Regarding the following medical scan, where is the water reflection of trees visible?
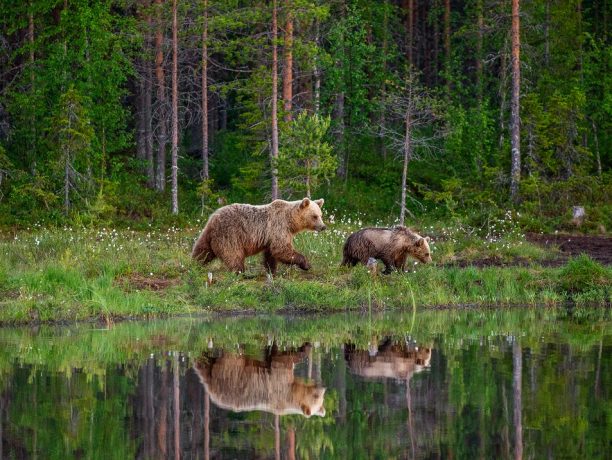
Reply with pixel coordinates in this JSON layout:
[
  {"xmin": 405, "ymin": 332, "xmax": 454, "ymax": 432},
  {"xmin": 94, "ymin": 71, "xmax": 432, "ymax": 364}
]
[{"xmin": 0, "ymin": 311, "xmax": 609, "ymax": 459}]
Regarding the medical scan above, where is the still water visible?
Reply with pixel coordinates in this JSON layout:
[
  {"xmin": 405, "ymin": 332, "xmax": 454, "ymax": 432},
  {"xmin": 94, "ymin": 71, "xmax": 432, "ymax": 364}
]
[{"xmin": 0, "ymin": 309, "xmax": 609, "ymax": 459}]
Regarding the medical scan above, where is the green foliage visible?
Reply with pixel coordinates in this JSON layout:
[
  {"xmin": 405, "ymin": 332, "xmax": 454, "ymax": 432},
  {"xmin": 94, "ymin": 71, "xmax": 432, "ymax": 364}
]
[
  {"xmin": 196, "ymin": 178, "xmax": 225, "ymax": 216},
  {"xmin": 278, "ymin": 112, "xmax": 336, "ymax": 198},
  {"xmin": 0, "ymin": 0, "xmax": 608, "ymax": 231},
  {"xmin": 557, "ymin": 254, "xmax": 611, "ymax": 294}
]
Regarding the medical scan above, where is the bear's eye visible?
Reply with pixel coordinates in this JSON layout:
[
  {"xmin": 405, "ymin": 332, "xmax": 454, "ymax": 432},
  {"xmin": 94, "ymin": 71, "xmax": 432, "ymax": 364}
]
[{"xmin": 312, "ymin": 215, "xmax": 318, "ymax": 220}]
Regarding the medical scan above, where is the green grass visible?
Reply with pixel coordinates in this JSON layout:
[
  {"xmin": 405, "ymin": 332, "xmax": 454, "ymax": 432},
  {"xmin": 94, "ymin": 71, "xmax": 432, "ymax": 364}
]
[{"xmin": 0, "ymin": 216, "xmax": 610, "ymax": 324}]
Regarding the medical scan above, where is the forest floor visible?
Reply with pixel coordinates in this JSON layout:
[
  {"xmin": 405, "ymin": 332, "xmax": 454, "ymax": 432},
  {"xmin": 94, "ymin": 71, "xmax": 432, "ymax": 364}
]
[{"xmin": 0, "ymin": 218, "xmax": 610, "ymax": 325}]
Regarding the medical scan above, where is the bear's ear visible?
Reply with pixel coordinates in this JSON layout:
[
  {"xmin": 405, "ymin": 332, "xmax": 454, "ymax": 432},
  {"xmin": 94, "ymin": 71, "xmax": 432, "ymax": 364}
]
[
  {"xmin": 314, "ymin": 198, "xmax": 324, "ymax": 208},
  {"xmin": 416, "ymin": 237, "xmax": 426, "ymax": 247},
  {"xmin": 301, "ymin": 404, "xmax": 312, "ymax": 417},
  {"xmin": 424, "ymin": 236, "xmax": 431, "ymax": 242},
  {"xmin": 299, "ymin": 198, "xmax": 311, "ymax": 209}
]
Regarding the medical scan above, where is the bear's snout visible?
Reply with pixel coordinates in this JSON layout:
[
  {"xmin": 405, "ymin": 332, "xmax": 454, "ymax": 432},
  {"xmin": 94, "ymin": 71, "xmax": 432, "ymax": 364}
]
[{"xmin": 316, "ymin": 224, "xmax": 327, "ymax": 232}]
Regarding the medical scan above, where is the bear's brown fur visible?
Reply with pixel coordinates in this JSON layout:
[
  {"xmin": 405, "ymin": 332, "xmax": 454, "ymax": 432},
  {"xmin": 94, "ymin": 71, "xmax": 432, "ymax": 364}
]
[
  {"xmin": 345, "ymin": 338, "xmax": 432, "ymax": 381},
  {"xmin": 192, "ymin": 198, "xmax": 326, "ymax": 274},
  {"xmin": 193, "ymin": 342, "xmax": 326, "ymax": 418},
  {"xmin": 341, "ymin": 226, "xmax": 431, "ymax": 273}
]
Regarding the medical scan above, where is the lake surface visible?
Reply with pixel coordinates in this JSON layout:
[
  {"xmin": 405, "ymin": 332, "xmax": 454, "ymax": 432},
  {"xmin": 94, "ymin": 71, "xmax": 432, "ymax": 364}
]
[{"xmin": 0, "ymin": 308, "xmax": 609, "ymax": 459}]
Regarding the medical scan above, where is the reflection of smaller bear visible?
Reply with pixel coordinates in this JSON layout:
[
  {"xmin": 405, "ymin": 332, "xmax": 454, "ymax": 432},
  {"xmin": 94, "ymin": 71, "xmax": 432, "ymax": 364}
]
[
  {"xmin": 345, "ymin": 338, "xmax": 432, "ymax": 381},
  {"xmin": 342, "ymin": 226, "xmax": 432, "ymax": 274}
]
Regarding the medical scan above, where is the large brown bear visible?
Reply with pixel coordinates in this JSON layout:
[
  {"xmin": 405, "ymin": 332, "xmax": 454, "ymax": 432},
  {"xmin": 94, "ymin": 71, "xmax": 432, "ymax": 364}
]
[
  {"xmin": 341, "ymin": 226, "xmax": 432, "ymax": 274},
  {"xmin": 192, "ymin": 198, "xmax": 326, "ymax": 274},
  {"xmin": 193, "ymin": 342, "xmax": 326, "ymax": 418}
]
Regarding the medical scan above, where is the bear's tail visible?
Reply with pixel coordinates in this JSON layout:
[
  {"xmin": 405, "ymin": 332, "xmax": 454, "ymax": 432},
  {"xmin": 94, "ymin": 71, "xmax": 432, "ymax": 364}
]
[{"xmin": 192, "ymin": 229, "xmax": 216, "ymax": 265}]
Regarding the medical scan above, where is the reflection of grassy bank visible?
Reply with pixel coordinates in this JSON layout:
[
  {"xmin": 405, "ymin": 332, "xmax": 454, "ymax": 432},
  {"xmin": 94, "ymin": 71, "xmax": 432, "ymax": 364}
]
[
  {"xmin": 0, "ymin": 309, "xmax": 609, "ymax": 377},
  {"xmin": 0, "ymin": 224, "xmax": 610, "ymax": 324}
]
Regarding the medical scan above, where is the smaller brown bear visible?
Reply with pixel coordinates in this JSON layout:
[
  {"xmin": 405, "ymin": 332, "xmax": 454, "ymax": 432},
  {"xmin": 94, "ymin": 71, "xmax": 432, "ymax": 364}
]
[
  {"xmin": 192, "ymin": 198, "xmax": 326, "ymax": 274},
  {"xmin": 341, "ymin": 226, "xmax": 432, "ymax": 274}
]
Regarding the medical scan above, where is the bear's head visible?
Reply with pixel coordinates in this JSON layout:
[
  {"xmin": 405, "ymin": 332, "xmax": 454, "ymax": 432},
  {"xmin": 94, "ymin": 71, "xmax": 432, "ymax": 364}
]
[
  {"xmin": 412, "ymin": 236, "xmax": 432, "ymax": 263},
  {"xmin": 297, "ymin": 384, "xmax": 326, "ymax": 418},
  {"xmin": 395, "ymin": 227, "xmax": 432, "ymax": 263},
  {"xmin": 296, "ymin": 198, "xmax": 326, "ymax": 232}
]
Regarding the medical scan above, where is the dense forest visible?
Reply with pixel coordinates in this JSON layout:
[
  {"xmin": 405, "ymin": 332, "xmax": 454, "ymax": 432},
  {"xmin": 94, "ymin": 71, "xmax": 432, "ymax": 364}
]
[{"xmin": 0, "ymin": 0, "xmax": 609, "ymax": 230}]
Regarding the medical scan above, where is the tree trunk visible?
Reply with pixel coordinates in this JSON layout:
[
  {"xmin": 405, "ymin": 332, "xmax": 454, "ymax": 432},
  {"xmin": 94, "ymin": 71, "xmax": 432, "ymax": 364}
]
[
  {"xmin": 407, "ymin": 0, "xmax": 414, "ymax": 66},
  {"xmin": 287, "ymin": 428, "xmax": 296, "ymax": 460},
  {"xmin": 476, "ymin": 0, "xmax": 484, "ymax": 102},
  {"xmin": 170, "ymin": 0, "xmax": 179, "ymax": 214},
  {"xmin": 380, "ymin": 2, "xmax": 388, "ymax": 158},
  {"xmin": 201, "ymin": 0, "xmax": 209, "ymax": 180},
  {"xmin": 444, "ymin": 0, "xmax": 451, "ymax": 92},
  {"xmin": 137, "ymin": 81, "xmax": 147, "ymax": 162},
  {"xmin": 283, "ymin": 0, "xmax": 293, "ymax": 122},
  {"xmin": 271, "ymin": 0, "xmax": 279, "ymax": 200},
  {"xmin": 158, "ymin": 361, "xmax": 168, "ymax": 456},
  {"xmin": 591, "ymin": 118, "xmax": 602, "ymax": 178},
  {"xmin": 173, "ymin": 353, "xmax": 180, "ymax": 460},
  {"xmin": 544, "ymin": 0, "xmax": 550, "ymax": 66},
  {"xmin": 433, "ymin": 0, "xmax": 439, "ymax": 86},
  {"xmin": 400, "ymin": 110, "xmax": 412, "ymax": 226},
  {"xmin": 144, "ymin": 56, "xmax": 155, "ymax": 186},
  {"xmin": 222, "ymin": 96, "xmax": 228, "ymax": 130},
  {"xmin": 204, "ymin": 389, "xmax": 210, "ymax": 460},
  {"xmin": 510, "ymin": 0, "xmax": 521, "ymax": 202},
  {"xmin": 314, "ymin": 19, "xmax": 321, "ymax": 114},
  {"xmin": 513, "ymin": 340, "xmax": 523, "ymax": 460},
  {"xmin": 423, "ymin": 2, "xmax": 432, "ymax": 84},
  {"xmin": 306, "ymin": 162, "xmax": 311, "ymax": 198},
  {"xmin": 499, "ymin": 33, "xmax": 509, "ymax": 150},
  {"xmin": 406, "ymin": 379, "xmax": 416, "ymax": 459},
  {"xmin": 147, "ymin": 358, "xmax": 155, "ymax": 460},
  {"xmin": 29, "ymin": 1, "xmax": 36, "ymax": 175},
  {"xmin": 274, "ymin": 414, "xmax": 280, "ymax": 460},
  {"xmin": 64, "ymin": 150, "xmax": 71, "ymax": 214},
  {"xmin": 0, "ymin": 397, "xmax": 3, "ymax": 460},
  {"xmin": 335, "ymin": 92, "xmax": 346, "ymax": 178},
  {"xmin": 155, "ymin": 0, "xmax": 167, "ymax": 192}
]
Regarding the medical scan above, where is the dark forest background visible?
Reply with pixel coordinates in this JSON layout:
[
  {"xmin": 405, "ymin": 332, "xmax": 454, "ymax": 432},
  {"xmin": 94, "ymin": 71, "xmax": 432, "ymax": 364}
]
[{"xmin": 0, "ymin": 0, "xmax": 609, "ymax": 231}]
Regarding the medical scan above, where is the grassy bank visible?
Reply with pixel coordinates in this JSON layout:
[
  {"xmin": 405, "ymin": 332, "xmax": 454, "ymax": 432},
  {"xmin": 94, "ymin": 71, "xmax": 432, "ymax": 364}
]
[{"xmin": 0, "ymin": 214, "xmax": 610, "ymax": 324}]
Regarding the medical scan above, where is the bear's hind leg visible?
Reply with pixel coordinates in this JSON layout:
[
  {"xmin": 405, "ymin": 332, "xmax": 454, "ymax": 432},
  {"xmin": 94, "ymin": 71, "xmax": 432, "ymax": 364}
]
[
  {"xmin": 341, "ymin": 254, "xmax": 358, "ymax": 267},
  {"xmin": 199, "ymin": 251, "xmax": 216, "ymax": 265},
  {"xmin": 192, "ymin": 234, "xmax": 216, "ymax": 265},
  {"xmin": 225, "ymin": 257, "xmax": 246, "ymax": 273},
  {"xmin": 263, "ymin": 249, "xmax": 278, "ymax": 274},
  {"xmin": 210, "ymin": 240, "xmax": 246, "ymax": 273},
  {"xmin": 217, "ymin": 250, "xmax": 245, "ymax": 273}
]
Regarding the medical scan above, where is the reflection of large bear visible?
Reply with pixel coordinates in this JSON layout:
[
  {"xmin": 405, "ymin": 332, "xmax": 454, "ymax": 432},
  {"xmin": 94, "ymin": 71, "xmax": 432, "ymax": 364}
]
[
  {"xmin": 345, "ymin": 338, "xmax": 431, "ymax": 381},
  {"xmin": 193, "ymin": 343, "xmax": 326, "ymax": 418},
  {"xmin": 191, "ymin": 198, "xmax": 326, "ymax": 274}
]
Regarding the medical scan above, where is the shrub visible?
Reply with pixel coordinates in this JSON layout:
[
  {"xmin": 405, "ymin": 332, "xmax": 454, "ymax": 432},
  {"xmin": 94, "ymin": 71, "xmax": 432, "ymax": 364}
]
[{"xmin": 557, "ymin": 254, "xmax": 611, "ymax": 294}]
